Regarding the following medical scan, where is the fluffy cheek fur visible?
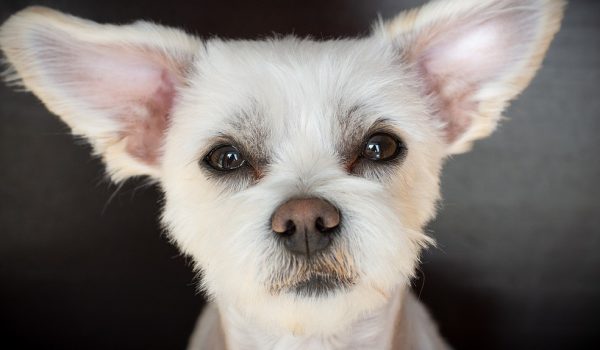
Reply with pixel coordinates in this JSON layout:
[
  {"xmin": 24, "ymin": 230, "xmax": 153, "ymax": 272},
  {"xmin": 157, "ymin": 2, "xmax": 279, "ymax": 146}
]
[{"xmin": 160, "ymin": 110, "xmax": 443, "ymax": 335}]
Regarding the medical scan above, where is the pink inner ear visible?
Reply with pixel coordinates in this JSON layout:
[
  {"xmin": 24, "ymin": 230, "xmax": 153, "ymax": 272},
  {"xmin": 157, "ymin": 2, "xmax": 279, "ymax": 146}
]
[
  {"xmin": 412, "ymin": 10, "xmax": 536, "ymax": 143},
  {"xmin": 70, "ymin": 47, "xmax": 177, "ymax": 165},
  {"xmin": 30, "ymin": 30, "xmax": 177, "ymax": 166},
  {"xmin": 123, "ymin": 69, "xmax": 175, "ymax": 165}
]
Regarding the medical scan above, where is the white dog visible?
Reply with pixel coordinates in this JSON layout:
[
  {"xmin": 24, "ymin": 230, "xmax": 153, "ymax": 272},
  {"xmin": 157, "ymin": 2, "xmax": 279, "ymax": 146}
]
[{"xmin": 0, "ymin": 0, "xmax": 564, "ymax": 348}]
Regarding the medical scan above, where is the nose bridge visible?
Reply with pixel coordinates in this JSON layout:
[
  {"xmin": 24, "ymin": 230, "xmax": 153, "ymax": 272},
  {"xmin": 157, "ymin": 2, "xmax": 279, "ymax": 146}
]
[
  {"xmin": 272, "ymin": 120, "xmax": 340, "ymax": 186},
  {"xmin": 264, "ymin": 90, "xmax": 344, "ymax": 195},
  {"xmin": 271, "ymin": 146, "xmax": 339, "ymax": 197}
]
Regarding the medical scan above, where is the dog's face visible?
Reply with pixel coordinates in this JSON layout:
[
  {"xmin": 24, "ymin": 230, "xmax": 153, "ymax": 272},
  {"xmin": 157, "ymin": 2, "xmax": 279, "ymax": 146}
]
[
  {"xmin": 161, "ymin": 38, "xmax": 443, "ymax": 333},
  {"xmin": 1, "ymin": 0, "xmax": 563, "ymax": 336}
]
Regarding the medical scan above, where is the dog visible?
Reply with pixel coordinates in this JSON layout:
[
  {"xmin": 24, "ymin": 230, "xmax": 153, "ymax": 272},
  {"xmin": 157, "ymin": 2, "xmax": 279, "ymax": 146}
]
[{"xmin": 0, "ymin": 0, "xmax": 564, "ymax": 348}]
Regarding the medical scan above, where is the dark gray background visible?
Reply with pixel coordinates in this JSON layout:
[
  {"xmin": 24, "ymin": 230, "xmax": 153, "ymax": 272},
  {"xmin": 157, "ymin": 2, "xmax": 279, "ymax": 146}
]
[{"xmin": 1, "ymin": 1, "xmax": 598, "ymax": 349}]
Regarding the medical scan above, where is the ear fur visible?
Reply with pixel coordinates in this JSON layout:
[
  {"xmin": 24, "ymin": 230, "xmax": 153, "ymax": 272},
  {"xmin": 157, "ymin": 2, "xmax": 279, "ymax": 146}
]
[
  {"xmin": 381, "ymin": 0, "xmax": 565, "ymax": 154},
  {"xmin": 0, "ymin": 7, "xmax": 201, "ymax": 180}
]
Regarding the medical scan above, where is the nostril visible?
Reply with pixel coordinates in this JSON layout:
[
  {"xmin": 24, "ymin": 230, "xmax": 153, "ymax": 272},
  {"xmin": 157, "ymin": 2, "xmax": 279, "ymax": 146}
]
[
  {"xmin": 315, "ymin": 216, "xmax": 339, "ymax": 233},
  {"xmin": 282, "ymin": 220, "xmax": 296, "ymax": 237},
  {"xmin": 316, "ymin": 206, "xmax": 341, "ymax": 232},
  {"xmin": 315, "ymin": 217, "xmax": 326, "ymax": 233}
]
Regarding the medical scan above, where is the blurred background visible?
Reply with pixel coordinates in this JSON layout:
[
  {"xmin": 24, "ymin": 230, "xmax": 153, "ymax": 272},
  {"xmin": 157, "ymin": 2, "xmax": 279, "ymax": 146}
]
[{"xmin": 1, "ymin": 0, "xmax": 598, "ymax": 349}]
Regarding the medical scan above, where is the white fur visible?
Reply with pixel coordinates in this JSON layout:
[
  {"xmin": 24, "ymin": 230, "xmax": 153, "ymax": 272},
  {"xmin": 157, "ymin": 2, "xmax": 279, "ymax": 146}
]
[{"xmin": 0, "ymin": 0, "xmax": 564, "ymax": 349}]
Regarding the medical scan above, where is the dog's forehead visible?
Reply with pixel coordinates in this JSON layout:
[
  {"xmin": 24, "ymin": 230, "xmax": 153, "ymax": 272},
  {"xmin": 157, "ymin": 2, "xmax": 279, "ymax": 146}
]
[
  {"xmin": 176, "ymin": 36, "xmax": 426, "ymax": 162},
  {"xmin": 195, "ymin": 37, "xmax": 402, "ymax": 116}
]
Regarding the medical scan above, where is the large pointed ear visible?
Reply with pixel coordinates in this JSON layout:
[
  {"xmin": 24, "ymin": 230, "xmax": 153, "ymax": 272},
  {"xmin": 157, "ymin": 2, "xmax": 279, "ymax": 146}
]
[
  {"xmin": 0, "ymin": 7, "xmax": 201, "ymax": 180},
  {"xmin": 381, "ymin": 0, "xmax": 565, "ymax": 154}
]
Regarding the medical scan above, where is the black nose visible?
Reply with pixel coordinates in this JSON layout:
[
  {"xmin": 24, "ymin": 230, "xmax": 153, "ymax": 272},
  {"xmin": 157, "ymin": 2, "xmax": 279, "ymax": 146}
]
[{"xmin": 271, "ymin": 198, "xmax": 341, "ymax": 256}]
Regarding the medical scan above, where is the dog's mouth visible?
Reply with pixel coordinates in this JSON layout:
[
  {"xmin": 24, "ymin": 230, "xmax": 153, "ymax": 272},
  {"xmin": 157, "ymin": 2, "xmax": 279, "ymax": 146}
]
[
  {"xmin": 291, "ymin": 274, "xmax": 356, "ymax": 297},
  {"xmin": 267, "ymin": 245, "xmax": 358, "ymax": 297}
]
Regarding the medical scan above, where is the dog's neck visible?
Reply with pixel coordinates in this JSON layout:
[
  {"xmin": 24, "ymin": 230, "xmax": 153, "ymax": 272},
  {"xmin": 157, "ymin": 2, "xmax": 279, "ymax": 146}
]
[{"xmin": 220, "ymin": 288, "xmax": 405, "ymax": 350}]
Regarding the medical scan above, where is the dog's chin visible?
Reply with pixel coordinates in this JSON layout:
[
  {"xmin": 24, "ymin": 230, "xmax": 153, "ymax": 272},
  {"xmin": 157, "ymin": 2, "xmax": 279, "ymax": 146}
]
[{"xmin": 239, "ymin": 277, "xmax": 393, "ymax": 337}]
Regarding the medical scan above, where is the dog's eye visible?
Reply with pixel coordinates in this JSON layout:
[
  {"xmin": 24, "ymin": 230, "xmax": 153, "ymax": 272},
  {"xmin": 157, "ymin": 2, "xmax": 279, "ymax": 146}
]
[
  {"xmin": 362, "ymin": 133, "xmax": 403, "ymax": 161},
  {"xmin": 205, "ymin": 145, "xmax": 247, "ymax": 171}
]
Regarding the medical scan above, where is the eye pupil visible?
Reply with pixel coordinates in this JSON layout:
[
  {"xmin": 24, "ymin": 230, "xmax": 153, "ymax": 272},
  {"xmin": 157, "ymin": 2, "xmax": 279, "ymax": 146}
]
[
  {"xmin": 206, "ymin": 145, "xmax": 247, "ymax": 171},
  {"xmin": 365, "ymin": 143, "xmax": 382, "ymax": 159},
  {"xmin": 362, "ymin": 133, "xmax": 402, "ymax": 161},
  {"xmin": 222, "ymin": 151, "xmax": 239, "ymax": 166}
]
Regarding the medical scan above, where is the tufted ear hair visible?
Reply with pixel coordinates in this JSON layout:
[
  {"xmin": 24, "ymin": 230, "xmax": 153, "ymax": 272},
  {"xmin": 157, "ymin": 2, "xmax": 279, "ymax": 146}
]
[
  {"xmin": 381, "ymin": 0, "xmax": 565, "ymax": 154},
  {"xmin": 0, "ymin": 7, "xmax": 201, "ymax": 181}
]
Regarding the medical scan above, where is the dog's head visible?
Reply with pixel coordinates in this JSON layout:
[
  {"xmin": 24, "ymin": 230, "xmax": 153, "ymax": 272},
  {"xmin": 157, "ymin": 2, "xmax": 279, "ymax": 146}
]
[{"xmin": 0, "ymin": 0, "xmax": 563, "ymax": 335}]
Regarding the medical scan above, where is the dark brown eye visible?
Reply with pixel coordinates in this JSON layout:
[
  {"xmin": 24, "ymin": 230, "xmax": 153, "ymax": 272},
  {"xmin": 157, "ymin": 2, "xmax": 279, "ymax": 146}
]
[
  {"xmin": 205, "ymin": 145, "xmax": 246, "ymax": 171},
  {"xmin": 362, "ymin": 133, "xmax": 403, "ymax": 161}
]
